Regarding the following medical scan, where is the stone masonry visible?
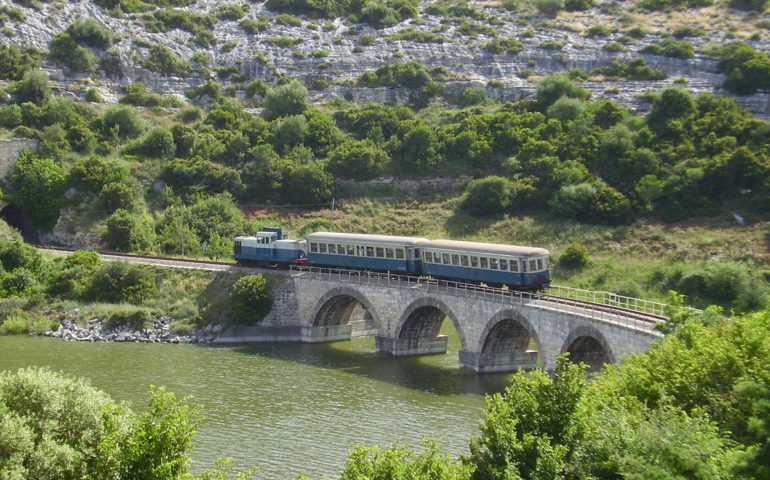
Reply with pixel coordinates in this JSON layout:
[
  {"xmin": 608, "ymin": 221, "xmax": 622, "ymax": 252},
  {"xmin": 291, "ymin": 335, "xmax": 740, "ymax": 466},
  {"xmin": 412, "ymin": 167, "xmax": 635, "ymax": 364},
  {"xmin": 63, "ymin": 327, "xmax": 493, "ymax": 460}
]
[{"xmin": 217, "ymin": 269, "xmax": 663, "ymax": 373}]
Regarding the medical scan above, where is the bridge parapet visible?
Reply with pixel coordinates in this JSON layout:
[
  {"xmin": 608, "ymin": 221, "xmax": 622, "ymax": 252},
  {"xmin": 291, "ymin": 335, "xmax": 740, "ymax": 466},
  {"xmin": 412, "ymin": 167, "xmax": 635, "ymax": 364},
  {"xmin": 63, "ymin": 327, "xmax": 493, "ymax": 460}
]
[{"xmin": 289, "ymin": 266, "xmax": 666, "ymax": 336}]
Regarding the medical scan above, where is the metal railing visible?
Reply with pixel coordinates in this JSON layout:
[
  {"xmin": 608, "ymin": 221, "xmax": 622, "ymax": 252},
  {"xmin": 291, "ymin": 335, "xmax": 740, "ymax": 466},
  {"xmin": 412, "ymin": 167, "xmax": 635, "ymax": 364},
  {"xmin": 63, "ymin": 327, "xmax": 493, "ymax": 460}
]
[
  {"xmin": 544, "ymin": 285, "xmax": 667, "ymax": 318},
  {"xmin": 290, "ymin": 266, "xmax": 666, "ymax": 335}
]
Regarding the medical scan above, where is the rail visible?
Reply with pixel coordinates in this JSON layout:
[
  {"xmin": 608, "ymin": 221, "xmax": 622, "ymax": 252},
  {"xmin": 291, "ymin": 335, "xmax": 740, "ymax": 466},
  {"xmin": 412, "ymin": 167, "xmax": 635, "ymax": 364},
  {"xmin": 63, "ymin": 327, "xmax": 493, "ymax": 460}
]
[
  {"xmin": 543, "ymin": 284, "xmax": 667, "ymax": 318},
  {"xmin": 290, "ymin": 266, "xmax": 666, "ymax": 336}
]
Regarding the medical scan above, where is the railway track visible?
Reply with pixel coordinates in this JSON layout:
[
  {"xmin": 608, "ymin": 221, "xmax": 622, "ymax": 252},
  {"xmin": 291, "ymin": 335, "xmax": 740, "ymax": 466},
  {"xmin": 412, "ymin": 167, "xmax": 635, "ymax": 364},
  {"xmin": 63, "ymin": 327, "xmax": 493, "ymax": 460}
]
[{"xmin": 40, "ymin": 247, "xmax": 667, "ymax": 327}]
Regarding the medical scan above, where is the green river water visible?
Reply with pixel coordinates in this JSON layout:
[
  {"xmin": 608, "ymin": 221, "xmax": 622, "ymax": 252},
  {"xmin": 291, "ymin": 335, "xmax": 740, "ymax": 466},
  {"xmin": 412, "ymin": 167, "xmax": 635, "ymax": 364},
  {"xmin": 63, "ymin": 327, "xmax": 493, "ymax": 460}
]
[{"xmin": 0, "ymin": 328, "xmax": 515, "ymax": 479}]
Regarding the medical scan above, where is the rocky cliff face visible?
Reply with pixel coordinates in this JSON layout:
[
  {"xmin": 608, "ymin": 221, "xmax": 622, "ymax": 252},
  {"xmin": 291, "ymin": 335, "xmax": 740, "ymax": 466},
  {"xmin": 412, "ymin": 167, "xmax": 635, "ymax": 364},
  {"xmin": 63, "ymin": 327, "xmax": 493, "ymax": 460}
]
[{"xmin": 2, "ymin": 0, "xmax": 770, "ymax": 116}]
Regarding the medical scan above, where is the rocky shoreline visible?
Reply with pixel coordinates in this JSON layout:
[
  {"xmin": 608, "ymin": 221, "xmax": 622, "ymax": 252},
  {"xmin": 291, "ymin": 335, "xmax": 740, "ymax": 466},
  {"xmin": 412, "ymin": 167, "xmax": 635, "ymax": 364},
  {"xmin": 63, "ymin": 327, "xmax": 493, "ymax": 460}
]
[{"xmin": 42, "ymin": 315, "xmax": 223, "ymax": 345}]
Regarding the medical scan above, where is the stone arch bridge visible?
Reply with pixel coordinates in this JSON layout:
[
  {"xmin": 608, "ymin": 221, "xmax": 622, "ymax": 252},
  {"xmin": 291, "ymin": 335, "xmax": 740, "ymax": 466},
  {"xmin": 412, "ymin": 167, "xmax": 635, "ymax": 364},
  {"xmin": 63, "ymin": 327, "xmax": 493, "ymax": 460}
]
[{"xmin": 216, "ymin": 267, "xmax": 665, "ymax": 373}]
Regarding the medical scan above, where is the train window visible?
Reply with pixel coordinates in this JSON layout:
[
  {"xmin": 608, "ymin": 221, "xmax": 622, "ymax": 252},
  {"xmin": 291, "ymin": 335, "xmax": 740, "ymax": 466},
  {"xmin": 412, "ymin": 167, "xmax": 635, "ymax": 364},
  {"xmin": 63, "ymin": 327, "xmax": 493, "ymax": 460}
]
[
  {"xmin": 396, "ymin": 248, "xmax": 405, "ymax": 259},
  {"xmin": 366, "ymin": 246, "xmax": 375, "ymax": 257},
  {"xmin": 461, "ymin": 255, "xmax": 469, "ymax": 266},
  {"xmin": 310, "ymin": 242, "xmax": 318, "ymax": 253},
  {"xmin": 500, "ymin": 259, "xmax": 508, "ymax": 271},
  {"xmin": 376, "ymin": 247, "xmax": 384, "ymax": 258},
  {"xmin": 414, "ymin": 249, "xmax": 420, "ymax": 260},
  {"xmin": 537, "ymin": 259, "xmax": 543, "ymax": 270},
  {"xmin": 451, "ymin": 254, "xmax": 460, "ymax": 265},
  {"xmin": 338, "ymin": 244, "xmax": 345, "ymax": 254},
  {"xmin": 544, "ymin": 258, "xmax": 549, "ymax": 268},
  {"xmin": 328, "ymin": 244, "xmax": 336, "ymax": 254},
  {"xmin": 471, "ymin": 256, "xmax": 479, "ymax": 268},
  {"xmin": 424, "ymin": 251, "xmax": 433, "ymax": 263},
  {"xmin": 347, "ymin": 245, "xmax": 355, "ymax": 255},
  {"xmin": 386, "ymin": 248, "xmax": 394, "ymax": 258},
  {"xmin": 234, "ymin": 241, "xmax": 242, "ymax": 254},
  {"xmin": 480, "ymin": 257, "xmax": 488, "ymax": 269},
  {"xmin": 319, "ymin": 243, "xmax": 327, "ymax": 253},
  {"xmin": 490, "ymin": 258, "xmax": 498, "ymax": 270},
  {"xmin": 442, "ymin": 253, "xmax": 450, "ymax": 264},
  {"xmin": 510, "ymin": 260, "xmax": 519, "ymax": 272},
  {"xmin": 530, "ymin": 260, "xmax": 537, "ymax": 272},
  {"xmin": 522, "ymin": 260, "xmax": 527, "ymax": 272}
]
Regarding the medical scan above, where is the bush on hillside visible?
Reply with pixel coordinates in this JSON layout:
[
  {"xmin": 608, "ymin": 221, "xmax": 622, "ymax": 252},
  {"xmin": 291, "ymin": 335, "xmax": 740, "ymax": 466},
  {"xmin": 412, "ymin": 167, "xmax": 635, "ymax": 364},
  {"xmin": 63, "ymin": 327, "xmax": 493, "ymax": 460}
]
[
  {"xmin": 229, "ymin": 274, "xmax": 272, "ymax": 325},
  {"xmin": 85, "ymin": 261, "xmax": 158, "ymax": 303}
]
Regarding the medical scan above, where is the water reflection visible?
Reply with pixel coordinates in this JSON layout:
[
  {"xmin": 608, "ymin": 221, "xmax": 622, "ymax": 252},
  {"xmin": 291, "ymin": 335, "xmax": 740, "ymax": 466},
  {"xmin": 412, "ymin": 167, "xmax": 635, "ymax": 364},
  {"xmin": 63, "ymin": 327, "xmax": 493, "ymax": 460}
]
[{"xmin": 228, "ymin": 341, "xmax": 514, "ymax": 396}]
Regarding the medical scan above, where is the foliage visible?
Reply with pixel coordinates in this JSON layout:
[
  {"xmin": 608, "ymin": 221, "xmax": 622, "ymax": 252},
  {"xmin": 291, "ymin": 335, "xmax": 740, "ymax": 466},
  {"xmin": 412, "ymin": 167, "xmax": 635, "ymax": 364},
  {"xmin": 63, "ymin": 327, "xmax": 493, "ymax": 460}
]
[
  {"xmin": 141, "ymin": 44, "xmax": 192, "ymax": 76},
  {"xmin": 460, "ymin": 176, "xmax": 512, "ymax": 217},
  {"xmin": 261, "ymin": 80, "xmax": 308, "ymax": 121},
  {"xmin": 85, "ymin": 261, "xmax": 158, "ymax": 303},
  {"xmin": 66, "ymin": 18, "xmax": 117, "ymax": 49},
  {"xmin": 589, "ymin": 58, "xmax": 666, "ymax": 80},
  {"xmin": 716, "ymin": 42, "xmax": 770, "ymax": 94},
  {"xmin": 0, "ymin": 367, "xmax": 241, "ymax": 480},
  {"xmin": 103, "ymin": 209, "xmax": 156, "ymax": 253},
  {"xmin": 535, "ymin": 0, "xmax": 564, "ymax": 16},
  {"xmin": 0, "ymin": 239, "xmax": 42, "ymax": 272},
  {"xmin": 557, "ymin": 243, "xmax": 590, "ymax": 270},
  {"xmin": 229, "ymin": 274, "xmax": 272, "ymax": 325},
  {"xmin": 5, "ymin": 152, "xmax": 66, "ymax": 230},
  {"xmin": 69, "ymin": 156, "xmax": 130, "ymax": 194},
  {"xmin": 161, "ymin": 157, "xmax": 244, "ymax": 198},
  {"xmin": 103, "ymin": 104, "xmax": 145, "ymax": 139},
  {"xmin": 341, "ymin": 440, "xmax": 469, "ymax": 480},
  {"xmin": 467, "ymin": 355, "xmax": 587, "ymax": 480},
  {"xmin": 327, "ymin": 140, "xmax": 388, "ymax": 180},
  {"xmin": 536, "ymin": 73, "xmax": 590, "ymax": 110},
  {"xmin": 8, "ymin": 70, "xmax": 51, "ymax": 106},
  {"xmin": 356, "ymin": 61, "xmax": 433, "ymax": 88},
  {"xmin": 0, "ymin": 45, "xmax": 44, "ymax": 81},
  {"xmin": 49, "ymin": 32, "xmax": 100, "ymax": 72}
]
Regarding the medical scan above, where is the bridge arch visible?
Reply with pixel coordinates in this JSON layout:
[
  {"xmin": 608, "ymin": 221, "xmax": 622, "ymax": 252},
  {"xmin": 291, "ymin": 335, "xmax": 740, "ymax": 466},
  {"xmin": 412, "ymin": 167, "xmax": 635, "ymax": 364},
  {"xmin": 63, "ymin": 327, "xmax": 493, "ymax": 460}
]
[
  {"xmin": 395, "ymin": 297, "xmax": 467, "ymax": 351},
  {"xmin": 561, "ymin": 325, "xmax": 616, "ymax": 373},
  {"xmin": 311, "ymin": 286, "xmax": 380, "ymax": 330},
  {"xmin": 478, "ymin": 309, "xmax": 542, "ymax": 356}
]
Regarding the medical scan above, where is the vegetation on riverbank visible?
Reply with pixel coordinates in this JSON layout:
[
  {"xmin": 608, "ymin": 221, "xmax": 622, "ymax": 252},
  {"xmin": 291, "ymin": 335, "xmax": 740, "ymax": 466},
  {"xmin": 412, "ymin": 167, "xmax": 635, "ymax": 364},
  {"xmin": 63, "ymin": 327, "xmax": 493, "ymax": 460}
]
[
  {"xmin": 0, "ymin": 230, "xmax": 274, "ymax": 336},
  {"xmin": 2, "ymin": 303, "xmax": 769, "ymax": 480}
]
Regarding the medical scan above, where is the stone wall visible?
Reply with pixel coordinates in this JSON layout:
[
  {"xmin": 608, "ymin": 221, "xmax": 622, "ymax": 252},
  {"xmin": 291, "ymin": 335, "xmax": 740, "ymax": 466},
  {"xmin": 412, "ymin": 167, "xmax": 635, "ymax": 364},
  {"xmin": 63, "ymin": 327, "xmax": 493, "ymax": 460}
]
[{"xmin": 0, "ymin": 139, "xmax": 39, "ymax": 180}]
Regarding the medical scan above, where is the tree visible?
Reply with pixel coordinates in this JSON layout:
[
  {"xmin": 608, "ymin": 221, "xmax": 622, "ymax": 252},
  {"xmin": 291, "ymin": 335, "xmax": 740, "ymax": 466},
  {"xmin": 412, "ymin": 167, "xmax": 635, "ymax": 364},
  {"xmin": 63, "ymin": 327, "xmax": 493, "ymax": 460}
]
[
  {"xmin": 261, "ymin": 80, "xmax": 308, "ymax": 121},
  {"xmin": 282, "ymin": 163, "xmax": 334, "ymax": 205},
  {"xmin": 341, "ymin": 440, "xmax": 470, "ymax": 480},
  {"xmin": 460, "ymin": 176, "xmax": 512, "ymax": 216},
  {"xmin": 103, "ymin": 209, "xmax": 156, "ymax": 253},
  {"xmin": 536, "ymin": 74, "xmax": 589, "ymax": 110},
  {"xmin": 8, "ymin": 70, "xmax": 51, "ymax": 106},
  {"xmin": 103, "ymin": 104, "xmax": 145, "ymax": 139},
  {"xmin": 229, "ymin": 274, "xmax": 272, "ymax": 325},
  {"xmin": 647, "ymin": 87, "xmax": 696, "ymax": 134},
  {"xmin": 327, "ymin": 140, "xmax": 388, "ymax": 180},
  {"xmin": 467, "ymin": 355, "xmax": 587, "ymax": 480},
  {"xmin": 0, "ymin": 367, "xmax": 233, "ymax": 480},
  {"xmin": 6, "ymin": 152, "xmax": 66, "ymax": 230}
]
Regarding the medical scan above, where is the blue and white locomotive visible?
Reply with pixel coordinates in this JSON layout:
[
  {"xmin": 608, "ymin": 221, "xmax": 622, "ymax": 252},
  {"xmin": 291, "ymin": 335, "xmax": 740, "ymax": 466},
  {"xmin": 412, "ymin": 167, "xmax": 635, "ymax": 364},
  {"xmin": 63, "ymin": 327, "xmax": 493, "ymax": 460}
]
[
  {"xmin": 234, "ymin": 228, "xmax": 551, "ymax": 291},
  {"xmin": 233, "ymin": 228, "xmax": 307, "ymax": 267}
]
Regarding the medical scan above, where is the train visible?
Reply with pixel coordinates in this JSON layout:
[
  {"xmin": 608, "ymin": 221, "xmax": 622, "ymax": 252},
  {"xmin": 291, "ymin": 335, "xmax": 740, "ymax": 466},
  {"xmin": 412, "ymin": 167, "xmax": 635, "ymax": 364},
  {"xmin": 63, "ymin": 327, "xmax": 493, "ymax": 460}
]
[{"xmin": 233, "ymin": 228, "xmax": 551, "ymax": 291}]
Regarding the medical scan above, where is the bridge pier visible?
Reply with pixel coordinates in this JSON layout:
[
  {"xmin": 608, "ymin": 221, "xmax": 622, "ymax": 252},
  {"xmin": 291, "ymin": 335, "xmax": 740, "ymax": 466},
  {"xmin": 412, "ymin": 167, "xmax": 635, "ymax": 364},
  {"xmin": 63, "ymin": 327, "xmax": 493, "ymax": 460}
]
[
  {"xmin": 459, "ymin": 350, "xmax": 538, "ymax": 373},
  {"xmin": 375, "ymin": 335, "xmax": 448, "ymax": 356},
  {"xmin": 301, "ymin": 324, "xmax": 352, "ymax": 343}
]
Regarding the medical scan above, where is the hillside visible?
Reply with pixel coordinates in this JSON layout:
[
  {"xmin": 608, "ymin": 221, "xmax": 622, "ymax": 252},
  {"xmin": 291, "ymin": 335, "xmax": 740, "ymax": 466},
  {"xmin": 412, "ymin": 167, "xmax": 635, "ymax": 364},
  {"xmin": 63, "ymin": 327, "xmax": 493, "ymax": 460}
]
[{"xmin": 2, "ymin": 0, "xmax": 770, "ymax": 115}]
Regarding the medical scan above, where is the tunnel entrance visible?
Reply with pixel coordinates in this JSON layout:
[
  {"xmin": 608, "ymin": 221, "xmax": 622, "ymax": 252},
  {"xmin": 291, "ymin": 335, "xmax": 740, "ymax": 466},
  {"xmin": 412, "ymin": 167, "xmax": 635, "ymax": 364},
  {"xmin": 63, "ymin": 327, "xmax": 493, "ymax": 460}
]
[{"xmin": 0, "ymin": 204, "xmax": 38, "ymax": 243}]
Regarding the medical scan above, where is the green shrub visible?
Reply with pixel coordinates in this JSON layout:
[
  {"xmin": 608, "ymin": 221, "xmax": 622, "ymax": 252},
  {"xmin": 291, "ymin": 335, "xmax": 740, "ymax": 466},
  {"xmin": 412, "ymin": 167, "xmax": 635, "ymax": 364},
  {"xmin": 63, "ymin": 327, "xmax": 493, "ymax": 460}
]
[
  {"xmin": 558, "ymin": 243, "xmax": 590, "ymax": 270},
  {"xmin": 239, "ymin": 17, "xmax": 270, "ymax": 34},
  {"xmin": 141, "ymin": 44, "xmax": 192, "ymax": 76},
  {"xmin": 216, "ymin": 3, "xmax": 246, "ymax": 20},
  {"xmin": 460, "ymin": 176, "xmax": 512, "ymax": 216},
  {"xmin": 584, "ymin": 25, "xmax": 612, "ymax": 37},
  {"xmin": 261, "ymin": 80, "xmax": 309, "ymax": 120},
  {"xmin": 483, "ymin": 37, "xmax": 524, "ymax": 55},
  {"xmin": 66, "ymin": 18, "xmax": 116, "ymax": 49},
  {"xmin": 86, "ymin": 261, "xmax": 158, "ymax": 304},
  {"xmin": 535, "ymin": 0, "xmax": 564, "ymax": 16},
  {"xmin": 672, "ymin": 26, "xmax": 705, "ymax": 38},
  {"xmin": 0, "ymin": 45, "xmax": 43, "ymax": 81},
  {"xmin": 0, "ymin": 310, "xmax": 32, "ymax": 334},
  {"xmin": 84, "ymin": 88, "xmax": 102, "ymax": 103},
  {"xmin": 229, "ymin": 274, "xmax": 272, "ymax": 325},
  {"xmin": 729, "ymin": 0, "xmax": 768, "ymax": 10}
]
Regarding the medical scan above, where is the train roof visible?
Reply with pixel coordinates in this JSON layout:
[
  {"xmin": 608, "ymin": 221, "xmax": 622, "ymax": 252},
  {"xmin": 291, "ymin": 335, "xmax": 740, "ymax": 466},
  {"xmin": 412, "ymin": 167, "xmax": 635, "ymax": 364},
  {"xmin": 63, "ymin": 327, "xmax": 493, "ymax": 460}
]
[
  {"xmin": 306, "ymin": 232, "xmax": 429, "ymax": 246},
  {"xmin": 424, "ymin": 239, "xmax": 549, "ymax": 257}
]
